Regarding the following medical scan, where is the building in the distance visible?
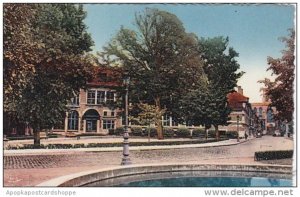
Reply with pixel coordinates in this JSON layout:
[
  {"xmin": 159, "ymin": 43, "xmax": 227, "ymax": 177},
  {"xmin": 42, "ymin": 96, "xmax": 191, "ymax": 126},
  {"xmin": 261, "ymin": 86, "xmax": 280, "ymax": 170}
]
[{"xmin": 251, "ymin": 88, "xmax": 278, "ymax": 135}]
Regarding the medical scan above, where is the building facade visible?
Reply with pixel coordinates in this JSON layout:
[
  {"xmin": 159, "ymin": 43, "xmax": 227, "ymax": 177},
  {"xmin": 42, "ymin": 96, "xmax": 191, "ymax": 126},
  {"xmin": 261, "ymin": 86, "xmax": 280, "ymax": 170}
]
[
  {"xmin": 56, "ymin": 67, "xmax": 123, "ymax": 135},
  {"xmin": 251, "ymin": 88, "xmax": 278, "ymax": 135},
  {"xmin": 220, "ymin": 86, "xmax": 254, "ymax": 137}
]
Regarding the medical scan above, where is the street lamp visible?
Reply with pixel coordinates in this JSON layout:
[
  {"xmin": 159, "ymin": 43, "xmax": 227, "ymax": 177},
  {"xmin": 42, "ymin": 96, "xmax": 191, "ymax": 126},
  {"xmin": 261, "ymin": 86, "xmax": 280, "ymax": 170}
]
[
  {"xmin": 121, "ymin": 74, "xmax": 132, "ymax": 165},
  {"xmin": 237, "ymin": 115, "xmax": 240, "ymax": 142}
]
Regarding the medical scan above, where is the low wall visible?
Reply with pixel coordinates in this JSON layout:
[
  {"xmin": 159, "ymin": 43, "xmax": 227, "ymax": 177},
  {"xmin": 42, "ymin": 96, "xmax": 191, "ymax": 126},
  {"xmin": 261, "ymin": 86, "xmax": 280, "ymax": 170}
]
[{"xmin": 37, "ymin": 163, "xmax": 293, "ymax": 187}]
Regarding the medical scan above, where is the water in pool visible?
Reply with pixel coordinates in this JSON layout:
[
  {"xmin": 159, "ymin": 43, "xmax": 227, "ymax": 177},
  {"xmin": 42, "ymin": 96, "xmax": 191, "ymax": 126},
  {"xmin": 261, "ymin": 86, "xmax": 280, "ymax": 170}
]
[{"xmin": 116, "ymin": 177, "xmax": 292, "ymax": 187}]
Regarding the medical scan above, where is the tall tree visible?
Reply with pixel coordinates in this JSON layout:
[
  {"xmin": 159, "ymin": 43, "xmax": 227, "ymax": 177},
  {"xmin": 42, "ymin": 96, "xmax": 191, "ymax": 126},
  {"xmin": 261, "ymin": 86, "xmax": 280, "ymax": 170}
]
[
  {"xmin": 197, "ymin": 37, "xmax": 244, "ymax": 140},
  {"xmin": 259, "ymin": 29, "xmax": 295, "ymax": 123},
  {"xmin": 3, "ymin": 4, "xmax": 94, "ymax": 146},
  {"xmin": 103, "ymin": 8, "xmax": 206, "ymax": 139},
  {"xmin": 3, "ymin": 4, "xmax": 39, "ymax": 111}
]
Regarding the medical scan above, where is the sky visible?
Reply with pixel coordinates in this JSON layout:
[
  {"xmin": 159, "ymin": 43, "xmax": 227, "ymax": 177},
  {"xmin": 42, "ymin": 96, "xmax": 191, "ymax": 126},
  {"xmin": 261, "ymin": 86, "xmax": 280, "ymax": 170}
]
[{"xmin": 83, "ymin": 3, "xmax": 295, "ymax": 103}]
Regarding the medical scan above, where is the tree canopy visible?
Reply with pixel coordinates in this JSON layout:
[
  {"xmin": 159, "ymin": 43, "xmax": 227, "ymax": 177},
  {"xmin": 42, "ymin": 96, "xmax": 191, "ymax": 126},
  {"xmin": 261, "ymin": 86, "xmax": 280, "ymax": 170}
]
[
  {"xmin": 178, "ymin": 37, "xmax": 243, "ymax": 140},
  {"xmin": 259, "ymin": 29, "xmax": 295, "ymax": 123},
  {"xmin": 103, "ymin": 8, "xmax": 206, "ymax": 139},
  {"xmin": 3, "ymin": 4, "xmax": 94, "ymax": 145}
]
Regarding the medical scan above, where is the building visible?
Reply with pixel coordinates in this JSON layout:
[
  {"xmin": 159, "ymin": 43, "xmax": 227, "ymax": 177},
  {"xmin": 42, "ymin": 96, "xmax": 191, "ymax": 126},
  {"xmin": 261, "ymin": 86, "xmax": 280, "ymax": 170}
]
[
  {"xmin": 56, "ymin": 66, "xmax": 123, "ymax": 135},
  {"xmin": 220, "ymin": 86, "xmax": 254, "ymax": 137},
  {"xmin": 251, "ymin": 88, "xmax": 278, "ymax": 135}
]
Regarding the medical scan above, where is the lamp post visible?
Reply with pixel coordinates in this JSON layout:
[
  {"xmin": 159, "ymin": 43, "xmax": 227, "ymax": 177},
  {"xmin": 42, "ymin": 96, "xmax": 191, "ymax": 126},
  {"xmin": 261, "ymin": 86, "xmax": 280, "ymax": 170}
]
[
  {"xmin": 121, "ymin": 75, "xmax": 132, "ymax": 165},
  {"xmin": 237, "ymin": 115, "xmax": 240, "ymax": 142}
]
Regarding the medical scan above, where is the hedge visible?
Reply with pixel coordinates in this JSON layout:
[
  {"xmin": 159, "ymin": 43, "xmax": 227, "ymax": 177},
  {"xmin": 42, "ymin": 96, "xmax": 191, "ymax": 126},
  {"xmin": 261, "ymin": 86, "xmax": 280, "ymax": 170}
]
[
  {"xmin": 226, "ymin": 131, "xmax": 238, "ymax": 139},
  {"xmin": 192, "ymin": 129, "xmax": 206, "ymax": 137},
  {"xmin": 208, "ymin": 130, "xmax": 216, "ymax": 138},
  {"xmin": 144, "ymin": 127, "xmax": 157, "ymax": 137},
  {"xmin": 163, "ymin": 128, "xmax": 175, "ymax": 138},
  {"xmin": 6, "ymin": 138, "xmax": 229, "ymax": 150},
  {"xmin": 175, "ymin": 128, "xmax": 191, "ymax": 138},
  {"xmin": 254, "ymin": 150, "xmax": 293, "ymax": 161},
  {"xmin": 114, "ymin": 127, "xmax": 124, "ymax": 136},
  {"xmin": 131, "ymin": 127, "xmax": 143, "ymax": 136}
]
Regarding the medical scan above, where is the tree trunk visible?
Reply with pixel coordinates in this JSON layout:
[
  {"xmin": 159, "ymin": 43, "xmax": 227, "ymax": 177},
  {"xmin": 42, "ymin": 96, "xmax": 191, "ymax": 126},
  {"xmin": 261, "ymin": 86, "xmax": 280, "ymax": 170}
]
[
  {"xmin": 215, "ymin": 124, "xmax": 220, "ymax": 141},
  {"xmin": 33, "ymin": 127, "xmax": 40, "ymax": 147},
  {"xmin": 205, "ymin": 126, "xmax": 208, "ymax": 140},
  {"xmin": 154, "ymin": 97, "xmax": 164, "ymax": 140}
]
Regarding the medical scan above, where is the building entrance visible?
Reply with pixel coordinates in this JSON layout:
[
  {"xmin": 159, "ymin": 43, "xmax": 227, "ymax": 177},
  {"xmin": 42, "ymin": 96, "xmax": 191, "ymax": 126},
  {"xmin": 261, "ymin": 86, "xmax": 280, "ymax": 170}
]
[{"xmin": 83, "ymin": 109, "xmax": 100, "ymax": 132}]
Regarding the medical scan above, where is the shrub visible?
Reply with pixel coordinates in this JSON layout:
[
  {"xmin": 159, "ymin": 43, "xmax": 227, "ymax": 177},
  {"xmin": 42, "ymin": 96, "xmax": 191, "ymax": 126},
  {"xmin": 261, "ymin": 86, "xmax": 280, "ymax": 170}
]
[
  {"xmin": 23, "ymin": 144, "xmax": 45, "ymax": 149},
  {"xmin": 208, "ymin": 130, "xmax": 216, "ymax": 138},
  {"xmin": 86, "ymin": 143, "xmax": 101, "ymax": 148},
  {"xmin": 47, "ymin": 144, "xmax": 73, "ymax": 149},
  {"xmin": 108, "ymin": 129, "xmax": 115, "ymax": 135},
  {"xmin": 226, "ymin": 131, "xmax": 238, "ymax": 139},
  {"xmin": 114, "ymin": 127, "xmax": 124, "ymax": 136},
  {"xmin": 144, "ymin": 127, "xmax": 157, "ymax": 137},
  {"xmin": 254, "ymin": 150, "xmax": 293, "ymax": 161},
  {"xmin": 192, "ymin": 129, "xmax": 206, "ymax": 137},
  {"xmin": 131, "ymin": 127, "xmax": 143, "ymax": 136},
  {"xmin": 163, "ymin": 127, "xmax": 175, "ymax": 138},
  {"xmin": 73, "ymin": 144, "xmax": 85, "ymax": 148},
  {"xmin": 175, "ymin": 128, "xmax": 191, "ymax": 138}
]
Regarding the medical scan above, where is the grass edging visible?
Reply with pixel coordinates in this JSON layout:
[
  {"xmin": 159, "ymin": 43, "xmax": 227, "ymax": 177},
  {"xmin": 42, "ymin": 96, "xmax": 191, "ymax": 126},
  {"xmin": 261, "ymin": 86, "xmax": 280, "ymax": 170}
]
[{"xmin": 6, "ymin": 138, "xmax": 228, "ymax": 150}]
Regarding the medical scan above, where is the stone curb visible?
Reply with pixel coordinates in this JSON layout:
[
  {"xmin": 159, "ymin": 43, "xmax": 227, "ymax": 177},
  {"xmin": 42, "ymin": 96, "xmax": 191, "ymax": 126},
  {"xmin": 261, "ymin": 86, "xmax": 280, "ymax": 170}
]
[
  {"xmin": 37, "ymin": 162, "xmax": 293, "ymax": 187},
  {"xmin": 4, "ymin": 139, "xmax": 253, "ymax": 156}
]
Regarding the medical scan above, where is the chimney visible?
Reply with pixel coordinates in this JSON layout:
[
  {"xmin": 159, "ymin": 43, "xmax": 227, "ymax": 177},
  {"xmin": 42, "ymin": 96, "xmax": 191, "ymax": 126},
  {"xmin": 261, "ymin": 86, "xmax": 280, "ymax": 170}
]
[{"xmin": 237, "ymin": 86, "xmax": 243, "ymax": 95}]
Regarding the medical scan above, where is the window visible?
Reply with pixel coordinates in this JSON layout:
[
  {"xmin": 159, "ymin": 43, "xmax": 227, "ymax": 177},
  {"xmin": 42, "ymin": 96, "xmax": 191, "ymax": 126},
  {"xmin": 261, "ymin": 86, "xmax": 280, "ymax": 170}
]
[
  {"xmin": 68, "ymin": 111, "xmax": 78, "ymax": 130},
  {"xmin": 162, "ymin": 115, "xmax": 170, "ymax": 126},
  {"xmin": 172, "ymin": 119, "xmax": 178, "ymax": 126},
  {"xmin": 87, "ymin": 90, "xmax": 96, "ymax": 104},
  {"xmin": 103, "ymin": 111, "xmax": 108, "ymax": 117},
  {"xmin": 267, "ymin": 108, "xmax": 274, "ymax": 123},
  {"xmin": 106, "ymin": 92, "xmax": 115, "ymax": 102},
  {"xmin": 103, "ymin": 120, "xmax": 115, "ymax": 129},
  {"xmin": 70, "ymin": 96, "xmax": 79, "ymax": 106},
  {"xmin": 258, "ymin": 107, "xmax": 263, "ymax": 117},
  {"xmin": 97, "ymin": 91, "xmax": 105, "ymax": 104},
  {"xmin": 111, "ymin": 111, "xmax": 115, "ymax": 117}
]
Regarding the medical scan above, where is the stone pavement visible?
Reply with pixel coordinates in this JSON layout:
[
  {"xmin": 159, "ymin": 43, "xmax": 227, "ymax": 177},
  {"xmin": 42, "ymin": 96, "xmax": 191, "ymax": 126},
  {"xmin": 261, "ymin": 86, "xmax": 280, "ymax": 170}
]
[{"xmin": 4, "ymin": 136, "xmax": 294, "ymax": 187}]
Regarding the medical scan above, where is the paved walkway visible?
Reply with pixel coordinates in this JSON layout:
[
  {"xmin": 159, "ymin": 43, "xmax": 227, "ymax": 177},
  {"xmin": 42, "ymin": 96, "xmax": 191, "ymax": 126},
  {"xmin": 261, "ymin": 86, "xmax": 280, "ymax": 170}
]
[{"xmin": 4, "ymin": 136, "xmax": 294, "ymax": 186}]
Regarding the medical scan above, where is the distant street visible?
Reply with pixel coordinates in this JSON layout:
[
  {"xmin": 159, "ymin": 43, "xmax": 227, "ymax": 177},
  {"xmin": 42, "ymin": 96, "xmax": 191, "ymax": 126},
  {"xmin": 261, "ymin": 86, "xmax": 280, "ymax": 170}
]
[{"xmin": 4, "ymin": 136, "xmax": 293, "ymax": 186}]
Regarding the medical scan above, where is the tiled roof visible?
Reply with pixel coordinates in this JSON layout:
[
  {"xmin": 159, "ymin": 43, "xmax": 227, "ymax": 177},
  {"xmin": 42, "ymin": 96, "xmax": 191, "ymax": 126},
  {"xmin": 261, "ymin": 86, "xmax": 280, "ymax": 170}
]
[
  {"xmin": 227, "ymin": 91, "xmax": 249, "ymax": 110},
  {"xmin": 87, "ymin": 66, "xmax": 123, "ymax": 87}
]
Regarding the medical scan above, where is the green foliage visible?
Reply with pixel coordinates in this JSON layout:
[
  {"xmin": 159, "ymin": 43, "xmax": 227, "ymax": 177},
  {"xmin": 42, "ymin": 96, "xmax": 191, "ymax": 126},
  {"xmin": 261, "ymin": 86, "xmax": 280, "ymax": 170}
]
[
  {"xmin": 259, "ymin": 29, "xmax": 295, "ymax": 122},
  {"xmin": 131, "ymin": 127, "xmax": 143, "ymax": 136},
  {"xmin": 114, "ymin": 127, "xmax": 124, "ymax": 135},
  {"xmin": 163, "ymin": 127, "xmax": 175, "ymax": 138},
  {"xmin": 208, "ymin": 130, "xmax": 216, "ymax": 138},
  {"xmin": 3, "ymin": 4, "xmax": 95, "ymax": 145},
  {"xmin": 144, "ymin": 127, "xmax": 157, "ymax": 137},
  {"xmin": 226, "ymin": 131, "xmax": 238, "ymax": 139},
  {"xmin": 103, "ymin": 8, "xmax": 206, "ymax": 139},
  {"xmin": 175, "ymin": 128, "xmax": 191, "ymax": 138},
  {"xmin": 192, "ymin": 128, "xmax": 206, "ymax": 137},
  {"xmin": 108, "ymin": 129, "xmax": 115, "ymax": 135},
  {"xmin": 6, "ymin": 138, "xmax": 229, "ymax": 150},
  {"xmin": 254, "ymin": 150, "xmax": 293, "ymax": 161}
]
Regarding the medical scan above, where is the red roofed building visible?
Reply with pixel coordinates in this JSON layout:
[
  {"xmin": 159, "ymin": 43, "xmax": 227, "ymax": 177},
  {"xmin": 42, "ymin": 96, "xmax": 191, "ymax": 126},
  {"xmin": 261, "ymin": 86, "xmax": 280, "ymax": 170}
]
[
  {"xmin": 57, "ymin": 66, "xmax": 124, "ymax": 134},
  {"xmin": 220, "ymin": 86, "xmax": 255, "ymax": 138}
]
